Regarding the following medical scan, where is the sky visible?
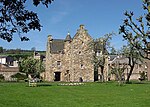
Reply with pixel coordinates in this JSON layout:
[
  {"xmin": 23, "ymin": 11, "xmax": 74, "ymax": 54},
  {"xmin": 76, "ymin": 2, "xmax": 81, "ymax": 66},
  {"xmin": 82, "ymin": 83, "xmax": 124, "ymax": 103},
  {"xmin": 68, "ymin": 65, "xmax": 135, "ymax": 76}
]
[{"xmin": 0, "ymin": 0, "xmax": 145, "ymax": 51}]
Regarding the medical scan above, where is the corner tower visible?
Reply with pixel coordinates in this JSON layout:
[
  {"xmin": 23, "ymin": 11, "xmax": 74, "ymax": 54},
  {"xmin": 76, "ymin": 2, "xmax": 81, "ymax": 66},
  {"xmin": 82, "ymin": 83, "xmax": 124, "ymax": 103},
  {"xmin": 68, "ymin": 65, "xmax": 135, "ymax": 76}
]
[{"xmin": 45, "ymin": 35, "xmax": 53, "ymax": 81}]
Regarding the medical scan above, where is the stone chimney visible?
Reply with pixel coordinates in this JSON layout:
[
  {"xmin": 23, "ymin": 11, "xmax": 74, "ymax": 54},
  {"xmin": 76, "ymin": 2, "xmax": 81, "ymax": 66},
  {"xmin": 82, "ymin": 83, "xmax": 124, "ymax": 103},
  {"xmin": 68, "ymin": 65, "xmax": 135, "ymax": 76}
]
[
  {"xmin": 47, "ymin": 35, "xmax": 52, "ymax": 42},
  {"xmin": 80, "ymin": 24, "xmax": 85, "ymax": 29}
]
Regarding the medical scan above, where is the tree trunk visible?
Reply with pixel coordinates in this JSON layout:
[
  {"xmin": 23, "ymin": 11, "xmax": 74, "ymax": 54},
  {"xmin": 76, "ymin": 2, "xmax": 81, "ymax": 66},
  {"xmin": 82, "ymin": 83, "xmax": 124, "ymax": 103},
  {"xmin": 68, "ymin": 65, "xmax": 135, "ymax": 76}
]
[
  {"xmin": 126, "ymin": 66, "xmax": 134, "ymax": 83},
  {"xmin": 101, "ymin": 66, "xmax": 104, "ymax": 82}
]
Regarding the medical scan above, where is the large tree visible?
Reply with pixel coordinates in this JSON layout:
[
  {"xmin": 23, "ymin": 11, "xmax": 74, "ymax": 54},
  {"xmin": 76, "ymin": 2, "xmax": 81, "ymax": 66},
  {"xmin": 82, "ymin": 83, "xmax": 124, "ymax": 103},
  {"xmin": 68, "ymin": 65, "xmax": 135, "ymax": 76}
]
[
  {"xmin": 111, "ymin": 64, "xmax": 126, "ymax": 86},
  {"xmin": 121, "ymin": 44, "xmax": 143, "ymax": 83},
  {"xmin": 0, "ymin": 0, "xmax": 54, "ymax": 42},
  {"xmin": 0, "ymin": 46, "xmax": 3, "ymax": 53},
  {"xmin": 89, "ymin": 33, "xmax": 113, "ymax": 82},
  {"xmin": 19, "ymin": 57, "xmax": 45, "ymax": 78},
  {"xmin": 119, "ymin": 0, "xmax": 150, "ymax": 60}
]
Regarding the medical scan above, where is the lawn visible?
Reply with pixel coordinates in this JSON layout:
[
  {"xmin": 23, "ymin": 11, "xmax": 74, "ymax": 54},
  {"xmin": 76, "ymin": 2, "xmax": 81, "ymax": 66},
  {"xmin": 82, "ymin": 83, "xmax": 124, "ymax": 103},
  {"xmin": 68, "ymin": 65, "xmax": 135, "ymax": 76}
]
[{"xmin": 0, "ymin": 82, "xmax": 150, "ymax": 107}]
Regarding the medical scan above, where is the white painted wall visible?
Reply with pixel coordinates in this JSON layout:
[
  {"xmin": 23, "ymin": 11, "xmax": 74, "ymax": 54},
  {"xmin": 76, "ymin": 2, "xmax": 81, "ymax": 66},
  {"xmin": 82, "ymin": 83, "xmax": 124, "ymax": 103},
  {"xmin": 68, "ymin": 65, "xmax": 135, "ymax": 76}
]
[{"xmin": 0, "ymin": 58, "xmax": 6, "ymax": 64}]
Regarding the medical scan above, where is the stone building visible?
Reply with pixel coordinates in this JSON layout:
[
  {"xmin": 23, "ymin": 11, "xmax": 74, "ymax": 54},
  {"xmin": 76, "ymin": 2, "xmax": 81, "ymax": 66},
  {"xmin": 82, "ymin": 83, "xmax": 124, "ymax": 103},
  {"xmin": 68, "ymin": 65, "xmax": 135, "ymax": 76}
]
[
  {"xmin": 108, "ymin": 55, "xmax": 148, "ymax": 80},
  {"xmin": 0, "ymin": 63, "xmax": 19, "ymax": 80},
  {"xmin": 45, "ymin": 25, "xmax": 150, "ymax": 82},
  {"xmin": 0, "ymin": 55, "xmax": 19, "ymax": 80},
  {"xmin": 45, "ymin": 25, "xmax": 95, "ymax": 82}
]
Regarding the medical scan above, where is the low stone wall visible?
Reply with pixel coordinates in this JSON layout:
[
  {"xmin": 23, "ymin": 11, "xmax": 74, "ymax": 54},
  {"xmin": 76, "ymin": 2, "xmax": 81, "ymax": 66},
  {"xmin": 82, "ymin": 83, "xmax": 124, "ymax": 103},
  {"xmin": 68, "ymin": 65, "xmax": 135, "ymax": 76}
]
[
  {"xmin": 0, "ymin": 67, "xmax": 19, "ymax": 72},
  {"xmin": 0, "ymin": 67, "xmax": 19, "ymax": 80},
  {"xmin": 0, "ymin": 71, "xmax": 18, "ymax": 80}
]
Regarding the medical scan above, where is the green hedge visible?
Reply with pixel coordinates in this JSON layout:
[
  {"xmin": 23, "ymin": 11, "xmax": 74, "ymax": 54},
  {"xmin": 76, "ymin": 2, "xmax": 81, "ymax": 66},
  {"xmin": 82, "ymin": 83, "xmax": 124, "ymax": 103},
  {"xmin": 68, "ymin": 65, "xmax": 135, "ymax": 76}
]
[{"xmin": 11, "ymin": 73, "xmax": 27, "ymax": 80}]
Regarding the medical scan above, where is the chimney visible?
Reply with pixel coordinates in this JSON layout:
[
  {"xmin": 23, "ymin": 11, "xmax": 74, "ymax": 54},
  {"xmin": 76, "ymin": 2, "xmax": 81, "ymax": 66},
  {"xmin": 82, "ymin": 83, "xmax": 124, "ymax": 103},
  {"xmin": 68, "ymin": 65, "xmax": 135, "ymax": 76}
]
[
  {"xmin": 47, "ymin": 35, "xmax": 52, "ymax": 42},
  {"xmin": 80, "ymin": 24, "xmax": 84, "ymax": 29}
]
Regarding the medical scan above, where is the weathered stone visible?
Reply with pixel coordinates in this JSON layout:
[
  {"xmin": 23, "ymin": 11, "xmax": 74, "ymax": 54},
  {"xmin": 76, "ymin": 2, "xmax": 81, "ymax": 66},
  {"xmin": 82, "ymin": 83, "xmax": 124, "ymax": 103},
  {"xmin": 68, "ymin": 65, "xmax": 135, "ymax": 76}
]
[{"xmin": 45, "ymin": 25, "xmax": 94, "ymax": 82}]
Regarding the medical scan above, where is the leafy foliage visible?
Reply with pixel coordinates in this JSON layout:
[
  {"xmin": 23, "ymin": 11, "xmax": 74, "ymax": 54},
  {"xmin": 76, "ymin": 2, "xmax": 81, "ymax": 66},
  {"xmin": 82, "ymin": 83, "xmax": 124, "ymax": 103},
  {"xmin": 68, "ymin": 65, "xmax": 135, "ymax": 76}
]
[
  {"xmin": 139, "ymin": 71, "xmax": 147, "ymax": 80},
  {"xmin": 11, "ymin": 73, "xmax": 27, "ymax": 80},
  {"xmin": 89, "ymin": 33, "xmax": 113, "ymax": 81},
  {"xmin": 120, "ymin": 44, "xmax": 143, "ymax": 83},
  {"xmin": 0, "ymin": 46, "xmax": 3, "ymax": 53},
  {"xmin": 0, "ymin": 74, "xmax": 5, "ymax": 81},
  {"xmin": 18, "ymin": 57, "xmax": 45, "ymax": 77},
  {"xmin": 0, "ymin": 0, "xmax": 54, "ymax": 42},
  {"xmin": 111, "ymin": 64, "xmax": 126, "ymax": 86},
  {"xmin": 119, "ymin": 1, "xmax": 150, "ymax": 60},
  {"xmin": 109, "ymin": 47, "xmax": 117, "ymax": 55}
]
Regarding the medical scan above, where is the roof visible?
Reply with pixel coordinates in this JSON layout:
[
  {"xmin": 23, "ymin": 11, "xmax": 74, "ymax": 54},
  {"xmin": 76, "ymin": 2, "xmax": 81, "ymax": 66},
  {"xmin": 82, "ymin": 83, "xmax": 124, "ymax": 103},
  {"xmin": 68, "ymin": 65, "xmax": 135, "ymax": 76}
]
[
  {"xmin": 109, "ymin": 55, "xmax": 143, "ymax": 64},
  {"xmin": 109, "ymin": 55, "xmax": 118, "ymax": 61},
  {"xmin": 112, "ymin": 57, "xmax": 129, "ymax": 64},
  {"xmin": 65, "ymin": 33, "xmax": 72, "ymax": 41},
  {"xmin": 0, "ymin": 55, "xmax": 8, "ymax": 58},
  {"xmin": 73, "ymin": 25, "xmax": 92, "ymax": 40},
  {"xmin": 51, "ymin": 39, "xmax": 64, "ymax": 53}
]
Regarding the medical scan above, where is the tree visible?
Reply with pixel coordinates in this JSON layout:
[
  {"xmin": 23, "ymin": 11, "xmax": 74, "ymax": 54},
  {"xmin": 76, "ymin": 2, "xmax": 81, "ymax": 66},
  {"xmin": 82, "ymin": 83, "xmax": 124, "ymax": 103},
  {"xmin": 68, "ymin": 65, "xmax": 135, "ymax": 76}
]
[
  {"xmin": 89, "ymin": 33, "xmax": 113, "ymax": 82},
  {"xmin": 0, "ymin": 74, "xmax": 5, "ymax": 81},
  {"xmin": 119, "ymin": 0, "xmax": 150, "ymax": 60},
  {"xmin": 109, "ymin": 47, "xmax": 117, "ymax": 55},
  {"xmin": 11, "ymin": 73, "xmax": 27, "ymax": 81},
  {"xmin": 0, "ymin": 0, "xmax": 54, "ymax": 42},
  {"xmin": 121, "ymin": 44, "xmax": 143, "ymax": 83},
  {"xmin": 19, "ymin": 57, "xmax": 45, "ymax": 78},
  {"xmin": 111, "ymin": 64, "xmax": 126, "ymax": 86},
  {"xmin": 0, "ymin": 46, "xmax": 3, "ymax": 53},
  {"xmin": 31, "ymin": 47, "xmax": 36, "ymax": 51}
]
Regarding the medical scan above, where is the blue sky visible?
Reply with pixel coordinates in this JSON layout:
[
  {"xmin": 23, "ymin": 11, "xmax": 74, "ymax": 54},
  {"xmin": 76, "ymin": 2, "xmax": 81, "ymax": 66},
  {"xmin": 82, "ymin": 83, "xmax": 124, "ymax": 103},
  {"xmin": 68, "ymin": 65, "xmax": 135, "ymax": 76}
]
[{"xmin": 0, "ymin": 0, "xmax": 144, "ymax": 51}]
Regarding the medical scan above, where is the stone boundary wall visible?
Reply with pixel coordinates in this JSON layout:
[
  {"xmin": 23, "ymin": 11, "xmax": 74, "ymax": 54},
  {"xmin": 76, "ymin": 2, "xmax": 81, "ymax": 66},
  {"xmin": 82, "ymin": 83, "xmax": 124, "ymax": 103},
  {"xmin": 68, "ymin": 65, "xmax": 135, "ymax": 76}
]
[
  {"xmin": 0, "ymin": 67, "xmax": 19, "ymax": 72},
  {"xmin": 0, "ymin": 66, "xmax": 19, "ymax": 80}
]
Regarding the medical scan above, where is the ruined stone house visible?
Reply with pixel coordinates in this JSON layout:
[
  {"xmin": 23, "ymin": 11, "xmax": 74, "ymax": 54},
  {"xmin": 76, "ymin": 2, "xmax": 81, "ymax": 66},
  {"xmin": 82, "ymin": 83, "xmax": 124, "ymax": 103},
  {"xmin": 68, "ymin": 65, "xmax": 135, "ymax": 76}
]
[{"xmin": 45, "ymin": 25, "xmax": 100, "ymax": 82}]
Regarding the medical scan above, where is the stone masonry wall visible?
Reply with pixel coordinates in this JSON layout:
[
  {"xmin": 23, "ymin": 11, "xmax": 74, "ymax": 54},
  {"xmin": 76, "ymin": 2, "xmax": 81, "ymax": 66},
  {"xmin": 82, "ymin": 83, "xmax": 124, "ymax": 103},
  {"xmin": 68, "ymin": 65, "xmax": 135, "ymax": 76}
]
[{"xmin": 45, "ymin": 25, "xmax": 94, "ymax": 82}]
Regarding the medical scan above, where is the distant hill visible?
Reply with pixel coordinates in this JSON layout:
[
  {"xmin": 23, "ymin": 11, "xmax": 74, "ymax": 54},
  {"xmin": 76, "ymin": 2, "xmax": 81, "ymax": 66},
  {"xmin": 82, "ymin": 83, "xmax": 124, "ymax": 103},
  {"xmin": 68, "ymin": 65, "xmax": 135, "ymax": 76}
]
[{"xmin": 0, "ymin": 49, "xmax": 45, "ymax": 60}]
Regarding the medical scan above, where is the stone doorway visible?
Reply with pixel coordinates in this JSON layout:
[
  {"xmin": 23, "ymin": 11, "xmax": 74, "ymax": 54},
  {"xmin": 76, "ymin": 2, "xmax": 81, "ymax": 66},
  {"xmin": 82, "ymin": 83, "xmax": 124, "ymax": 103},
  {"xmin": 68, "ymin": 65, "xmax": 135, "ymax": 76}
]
[{"xmin": 54, "ymin": 72, "xmax": 61, "ymax": 81}]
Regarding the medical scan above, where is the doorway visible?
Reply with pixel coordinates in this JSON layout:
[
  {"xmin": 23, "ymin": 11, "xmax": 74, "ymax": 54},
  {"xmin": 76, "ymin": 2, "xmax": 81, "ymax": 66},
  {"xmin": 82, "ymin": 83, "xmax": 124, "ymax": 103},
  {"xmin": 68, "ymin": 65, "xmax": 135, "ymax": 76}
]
[{"xmin": 54, "ymin": 72, "xmax": 61, "ymax": 81}]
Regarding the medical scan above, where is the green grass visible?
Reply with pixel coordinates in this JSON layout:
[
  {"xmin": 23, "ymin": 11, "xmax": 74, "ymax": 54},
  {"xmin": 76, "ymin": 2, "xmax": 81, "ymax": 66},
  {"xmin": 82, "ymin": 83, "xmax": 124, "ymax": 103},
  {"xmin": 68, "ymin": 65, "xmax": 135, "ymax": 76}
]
[{"xmin": 0, "ymin": 82, "xmax": 150, "ymax": 107}]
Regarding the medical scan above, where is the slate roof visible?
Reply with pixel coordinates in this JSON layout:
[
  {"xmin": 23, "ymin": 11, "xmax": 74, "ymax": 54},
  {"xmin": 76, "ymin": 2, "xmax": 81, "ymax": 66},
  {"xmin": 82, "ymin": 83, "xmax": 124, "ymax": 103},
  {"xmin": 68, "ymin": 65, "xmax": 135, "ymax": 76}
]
[
  {"xmin": 51, "ymin": 39, "xmax": 65, "ymax": 53},
  {"xmin": 109, "ymin": 55, "xmax": 118, "ymax": 61},
  {"xmin": 65, "ymin": 33, "xmax": 72, "ymax": 41}
]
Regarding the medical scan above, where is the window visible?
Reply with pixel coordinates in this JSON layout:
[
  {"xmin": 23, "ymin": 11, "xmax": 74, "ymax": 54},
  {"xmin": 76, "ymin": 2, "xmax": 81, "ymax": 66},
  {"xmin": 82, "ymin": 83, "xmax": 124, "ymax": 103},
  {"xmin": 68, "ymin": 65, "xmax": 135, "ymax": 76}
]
[
  {"xmin": 81, "ymin": 64, "xmax": 83, "ymax": 69},
  {"xmin": 96, "ymin": 51, "xmax": 102, "ymax": 56},
  {"xmin": 82, "ymin": 41, "xmax": 84, "ymax": 44},
  {"xmin": 57, "ymin": 61, "xmax": 61, "ymax": 66}
]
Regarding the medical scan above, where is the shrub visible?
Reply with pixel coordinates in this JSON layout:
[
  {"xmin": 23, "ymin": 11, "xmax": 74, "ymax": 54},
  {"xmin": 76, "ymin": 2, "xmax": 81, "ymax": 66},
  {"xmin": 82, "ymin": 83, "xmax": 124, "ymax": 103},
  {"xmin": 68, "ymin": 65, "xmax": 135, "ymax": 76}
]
[
  {"xmin": 139, "ymin": 71, "xmax": 147, "ymax": 81},
  {"xmin": 11, "ymin": 73, "xmax": 27, "ymax": 81},
  {"xmin": 0, "ymin": 74, "xmax": 5, "ymax": 81}
]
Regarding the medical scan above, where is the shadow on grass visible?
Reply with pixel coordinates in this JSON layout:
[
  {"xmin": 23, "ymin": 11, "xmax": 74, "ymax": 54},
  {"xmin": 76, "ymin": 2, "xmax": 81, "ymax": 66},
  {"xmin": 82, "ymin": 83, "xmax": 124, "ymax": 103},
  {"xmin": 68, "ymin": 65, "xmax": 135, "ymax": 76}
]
[
  {"xmin": 125, "ymin": 80, "xmax": 150, "ymax": 84},
  {"xmin": 26, "ymin": 83, "xmax": 52, "ymax": 87},
  {"xmin": 37, "ymin": 84, "xmax": 52, "ymax": 87}
]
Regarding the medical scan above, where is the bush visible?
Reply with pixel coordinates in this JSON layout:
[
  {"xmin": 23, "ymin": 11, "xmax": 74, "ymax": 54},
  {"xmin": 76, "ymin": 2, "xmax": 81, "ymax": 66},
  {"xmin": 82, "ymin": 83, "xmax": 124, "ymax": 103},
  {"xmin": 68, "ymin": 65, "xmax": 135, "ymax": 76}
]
[
  {"xmin": 11, "ymin": 73, "xmax": 27, "ymax": 81},
  {"xmin": 0, "ymin": 74, "xmax": 5, "ymax": 81},
  {"xmin": 139, "ymin": 71, "xmax": 147, "ymax": 81}
]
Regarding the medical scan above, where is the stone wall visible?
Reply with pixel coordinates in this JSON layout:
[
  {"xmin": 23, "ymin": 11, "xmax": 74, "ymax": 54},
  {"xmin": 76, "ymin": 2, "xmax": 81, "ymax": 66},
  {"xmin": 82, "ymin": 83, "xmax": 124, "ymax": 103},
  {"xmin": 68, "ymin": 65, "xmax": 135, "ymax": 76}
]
[
  {"xmin": 45, "ymin": 25, "xmax": 94, "ymax": 82},
  {"xmin": 0, "ymin": 64, "xmax": 19, "ymax": 80}
]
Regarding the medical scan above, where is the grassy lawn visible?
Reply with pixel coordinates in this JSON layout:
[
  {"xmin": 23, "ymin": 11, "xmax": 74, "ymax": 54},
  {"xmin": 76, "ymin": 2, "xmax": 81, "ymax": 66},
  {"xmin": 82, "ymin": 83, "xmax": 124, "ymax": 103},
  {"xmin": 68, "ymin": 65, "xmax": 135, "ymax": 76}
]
[{"xmin": 0, "ymin": 82, "xmax": 150, "ymax": 107}]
